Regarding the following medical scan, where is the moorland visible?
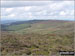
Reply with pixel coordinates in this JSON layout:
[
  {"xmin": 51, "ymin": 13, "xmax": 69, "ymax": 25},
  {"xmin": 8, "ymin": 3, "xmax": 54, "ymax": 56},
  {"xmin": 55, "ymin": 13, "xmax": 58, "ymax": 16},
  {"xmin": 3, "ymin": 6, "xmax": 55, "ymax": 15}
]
[{"xmin": 1, "ymin": 20, "xmax": 74, "ymax": 56}]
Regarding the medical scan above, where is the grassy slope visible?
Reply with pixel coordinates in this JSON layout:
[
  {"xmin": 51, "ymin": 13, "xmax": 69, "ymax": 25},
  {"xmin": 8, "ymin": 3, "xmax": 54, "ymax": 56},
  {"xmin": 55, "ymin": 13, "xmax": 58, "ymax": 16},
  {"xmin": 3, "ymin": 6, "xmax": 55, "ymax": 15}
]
[
  {"xmin": 6, "ymin": 24, "xmax": 31, "ymax": 31},
  {"xmin": 1, "ymin": 20, "xmax": 74, "ymax": 56},
  {"xmin": 3, "ymin": 20, "xmax": 74, "ymax": 35}
]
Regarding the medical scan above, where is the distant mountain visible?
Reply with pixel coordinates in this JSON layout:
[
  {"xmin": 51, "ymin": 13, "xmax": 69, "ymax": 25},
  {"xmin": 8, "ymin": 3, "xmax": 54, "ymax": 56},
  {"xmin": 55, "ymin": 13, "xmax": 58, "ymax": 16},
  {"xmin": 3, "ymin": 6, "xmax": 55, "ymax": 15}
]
[{"xmin": 1, "ymin": 20, "xmax": 18, "ymax": 24}]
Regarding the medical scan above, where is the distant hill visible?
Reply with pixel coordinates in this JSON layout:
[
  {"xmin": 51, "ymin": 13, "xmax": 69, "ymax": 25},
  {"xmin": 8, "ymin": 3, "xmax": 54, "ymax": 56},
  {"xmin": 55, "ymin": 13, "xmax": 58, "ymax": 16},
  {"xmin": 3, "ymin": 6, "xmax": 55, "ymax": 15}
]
[
  {"xmin": 1, "ymin": 20, "xmax": 74, "ymax": 35},
  {"xmin": 1, "ymin": 20, "xmax": 18, "ymax": 24}
]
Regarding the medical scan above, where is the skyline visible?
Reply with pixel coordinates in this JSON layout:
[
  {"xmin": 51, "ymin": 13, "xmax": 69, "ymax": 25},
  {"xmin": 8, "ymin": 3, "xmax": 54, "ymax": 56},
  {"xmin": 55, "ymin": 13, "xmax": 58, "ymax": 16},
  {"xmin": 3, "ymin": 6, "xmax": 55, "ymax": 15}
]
[{"xmin": 1, "ymin": 1, "xmax": 74, "ymax": 21}]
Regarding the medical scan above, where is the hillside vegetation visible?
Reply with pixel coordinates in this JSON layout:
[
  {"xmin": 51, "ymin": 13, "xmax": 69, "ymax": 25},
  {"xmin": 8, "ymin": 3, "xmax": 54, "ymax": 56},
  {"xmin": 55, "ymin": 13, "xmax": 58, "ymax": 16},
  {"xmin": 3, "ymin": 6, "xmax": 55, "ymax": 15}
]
[{"xmin": 1, "ymin": 20, "xmax": 74, "ymax": 56}]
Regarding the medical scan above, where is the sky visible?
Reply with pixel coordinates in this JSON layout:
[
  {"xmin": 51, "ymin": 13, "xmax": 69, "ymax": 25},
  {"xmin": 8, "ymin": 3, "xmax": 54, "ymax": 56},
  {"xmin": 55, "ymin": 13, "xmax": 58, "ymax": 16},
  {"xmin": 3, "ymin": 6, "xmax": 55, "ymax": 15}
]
[{"xmin": 1, "ymin": 0, "xmax": 74, "ymax": 21}]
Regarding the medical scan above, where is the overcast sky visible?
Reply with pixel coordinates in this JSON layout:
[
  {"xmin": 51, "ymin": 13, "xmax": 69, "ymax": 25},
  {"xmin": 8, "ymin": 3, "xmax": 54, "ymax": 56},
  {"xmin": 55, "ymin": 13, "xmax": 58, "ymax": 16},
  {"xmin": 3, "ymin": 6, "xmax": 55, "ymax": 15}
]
[{"xmin": 1, "ymin": 1, "xmax": 74, "ymax": 21}]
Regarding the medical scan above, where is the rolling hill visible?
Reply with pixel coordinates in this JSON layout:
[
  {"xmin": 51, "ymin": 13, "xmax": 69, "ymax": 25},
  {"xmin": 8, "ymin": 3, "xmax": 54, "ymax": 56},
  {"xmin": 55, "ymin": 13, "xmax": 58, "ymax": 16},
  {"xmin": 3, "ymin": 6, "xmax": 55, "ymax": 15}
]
[
  {"xmin": 1, "ymin": 20, "xmax": 74, "ymax": 34},
  {"xmin": 1, "ymin": 20, "xmax": 74, "ymax": 56}
]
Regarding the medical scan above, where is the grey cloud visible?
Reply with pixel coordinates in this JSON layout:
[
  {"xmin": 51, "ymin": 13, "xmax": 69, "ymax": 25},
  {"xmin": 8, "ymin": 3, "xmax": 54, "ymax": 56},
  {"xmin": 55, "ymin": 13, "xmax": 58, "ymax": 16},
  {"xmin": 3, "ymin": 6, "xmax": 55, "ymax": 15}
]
[
  {"xmin": 1, "ymin": 1, "xmax": 74, "ymax": 20},
  {"xmin": 2, "ymin": 0, "xmax": 59, "ymax": 1},
  {"xmin": 2, "ymin": 0, "xmax": 74, "ymax": 1},
  {"xmin": 1, "ymin": 1, "xmax": 50, "ymax": 8}
]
